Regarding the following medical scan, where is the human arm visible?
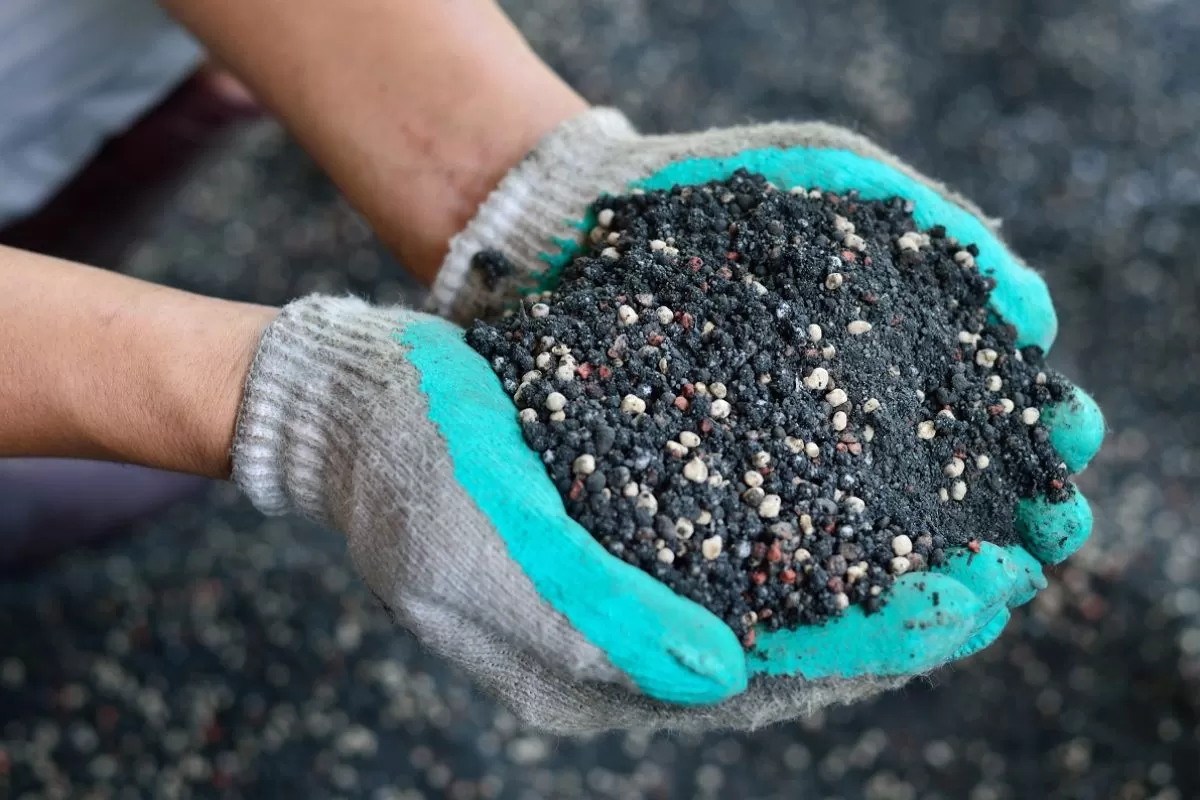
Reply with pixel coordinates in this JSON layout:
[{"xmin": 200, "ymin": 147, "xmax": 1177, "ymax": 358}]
[
  {"xmin": 1, "ymin": 0, "xmax": 582, "ymax": 466},
  {"xmin": 0, "ymin": 247, "xmax": 752, "ymax": 723},
  {"xmin": 0, "ymin": 245, "xmax": 274, "ymax": 477},
  {"xmin": 158, "ymin": 0, "xmax": 587, "ymax": 283}
]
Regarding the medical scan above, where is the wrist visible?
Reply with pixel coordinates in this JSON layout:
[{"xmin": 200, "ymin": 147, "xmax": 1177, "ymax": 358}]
[
  {"xmin": 329, "ymin": 6, "xmax": 591, "ymax": 285},
  {"xmin": 76, "ymin": 290, "xmax": 275, "ymax": 479},
  {"xmin": 375, "ymin": 54, "xmax": 589, "ymax": 283},
  {"xmin": 150, "ymin": 298, "xmax": 277, "ymax": 480},
  {"xmin": 0, "ymin": 246, "xmax": 274, "ymax": 477}
]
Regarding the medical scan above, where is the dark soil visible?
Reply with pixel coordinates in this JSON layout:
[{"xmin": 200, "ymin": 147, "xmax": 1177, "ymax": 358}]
[{"xmin": 466, "ymin": 170, "xmax": 1071, "ymax": 646}]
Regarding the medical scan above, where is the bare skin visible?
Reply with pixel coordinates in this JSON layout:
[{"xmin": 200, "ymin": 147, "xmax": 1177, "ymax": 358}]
[
  {"xmin": 0, "ymin": 1, "xmax": 585, "ymax": 477},
  {"xmin": 161, "ymin": 0, "xmax": 588, "ymax": 282},
  {"xmin": 0, "ymin": 245, "xmax": 274, "ymax": 478}
]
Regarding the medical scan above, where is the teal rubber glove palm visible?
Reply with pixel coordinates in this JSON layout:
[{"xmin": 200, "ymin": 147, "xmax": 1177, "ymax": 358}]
[{"xmin": 422, "ymin": 108, "xmax": 1106, "ymax": 727}]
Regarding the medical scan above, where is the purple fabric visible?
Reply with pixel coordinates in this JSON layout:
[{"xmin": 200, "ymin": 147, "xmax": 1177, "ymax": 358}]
[{"xmin": 0, "ymin": 459, "xmax": 208, "ymax": 568}]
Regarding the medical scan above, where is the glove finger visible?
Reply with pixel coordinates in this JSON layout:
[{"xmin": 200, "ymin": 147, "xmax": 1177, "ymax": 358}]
[
  {"xmin": 931, "ymin": 542, "xmax": 1021, "ymax": 619},
  {"xmin": 1015, "ymin": 490, "xmax": 1094, "ymax": 565},
  {"xmin": 1003, "ymin": 545, "xmax": 1049, "ymax": 607},
  {"xmin": 749, "ymin": 572, "xmax": 981, "ymax": 679},
  {"xmin": 951, "ymin": 607, "xmax": 1012, "ymax": 661},
  {"xmin": 1041, "ymin": 386, "xmax": 1105, "ymax": 474},
  {"xmin": 634, "ymin": 146, "xmax": 1056, "ymax": 350},
  {"xmin": 403, "ymin": 317, "xmax": 747, "ymax": 706}
]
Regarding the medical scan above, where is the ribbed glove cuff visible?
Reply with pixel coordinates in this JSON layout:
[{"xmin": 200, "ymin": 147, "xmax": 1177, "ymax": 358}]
[
  {"xmin": 429, "ymin": 107, "xmax": 1005, "ymax": 328},
  {"xmin": 231, "ymin": 295, "xmax": 411, "ymax": 524},
  {"xmin": 430, "ymin": 107, "xmax": 639, "ymax": 323}
]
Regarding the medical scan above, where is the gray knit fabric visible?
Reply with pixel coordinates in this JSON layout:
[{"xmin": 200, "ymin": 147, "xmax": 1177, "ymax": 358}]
[
  {"xmin": 232, "ymin": 296, "xmax": 909, "ymax": 734},
  {"xmin": 430, "ymin": 107, "xmax": 1007, "ymax": 325}
]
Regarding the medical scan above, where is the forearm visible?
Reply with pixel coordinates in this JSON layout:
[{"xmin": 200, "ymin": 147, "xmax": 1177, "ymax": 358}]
[
  {"xmin": 161, "ymin": 0, "xmax": 588, "ymax": 283},
  {"xmin": 0, "ymin": 246, "xmax": 274, "ymax": 477}
]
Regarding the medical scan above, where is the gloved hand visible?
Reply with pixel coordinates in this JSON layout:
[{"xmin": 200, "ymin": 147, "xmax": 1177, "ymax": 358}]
[
  {"xmin": 233, "ymin": 296, "xmax": 752, "ymax": 729},
  {"xmin": 419, "ymin": 108, "xmax": 1106, "ymax": 728},
  {"xmin": 232, "ymin": 294, "xmax": 1014, "ymax": 733}
]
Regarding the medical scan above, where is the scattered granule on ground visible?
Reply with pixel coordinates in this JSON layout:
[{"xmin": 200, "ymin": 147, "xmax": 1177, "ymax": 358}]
[{"xmin": 466, "ymin": 170, "xmax": 1072, "ymax": 646}]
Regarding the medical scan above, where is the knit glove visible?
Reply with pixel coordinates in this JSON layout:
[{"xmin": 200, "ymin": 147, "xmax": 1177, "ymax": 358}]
[
  {"xmin": 234, "ymin": 296, "xmax": 749, "ymax": 730},
  {"xmin": 423, "ymin": 108, "xmax": 1106, "ymax": 725},
  {"xmin": 231, "ymin": 295, "xmax": 1000, "ymax": 733}
]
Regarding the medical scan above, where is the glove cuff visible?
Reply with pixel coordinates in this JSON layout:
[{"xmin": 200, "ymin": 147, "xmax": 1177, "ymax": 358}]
[
  {"xmin": 428, "ymin": 108, "xmax": 1016, "ymax": 331},
  {"xmin": 231, "ymin": 294, "xmax": 411, "ymax": 524},
  {"xmin": 430, "ymin": 107, "xmax": 639, "ymax": 324}
]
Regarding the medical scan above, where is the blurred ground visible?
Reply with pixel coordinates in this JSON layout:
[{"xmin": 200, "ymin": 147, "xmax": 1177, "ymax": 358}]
[{"xmin": 2, "ymin": 0, "xmax": 1200, "ymax": 797}]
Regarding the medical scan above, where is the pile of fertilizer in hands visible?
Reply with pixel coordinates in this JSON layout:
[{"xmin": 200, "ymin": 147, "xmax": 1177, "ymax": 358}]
[{"xmin": 466, "ymin": 170, "xmax": 1071, "ymax": 648}]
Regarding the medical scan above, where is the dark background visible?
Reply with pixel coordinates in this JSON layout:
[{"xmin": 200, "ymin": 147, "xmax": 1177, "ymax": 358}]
[{"xmin": 2, "ymin": 0, "xmax": 1199, "ymax": 797}]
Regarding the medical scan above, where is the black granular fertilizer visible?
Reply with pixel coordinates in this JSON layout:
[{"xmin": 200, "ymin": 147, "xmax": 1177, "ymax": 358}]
[
  {"xmin": 471, "ymin": 249, "xmax": 517, "ymax": 290},
  {"xmin": 466, "ymin": 170, "xmax": 1072, "ymax": 647}
]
